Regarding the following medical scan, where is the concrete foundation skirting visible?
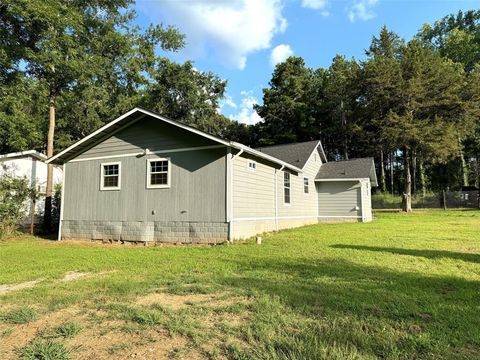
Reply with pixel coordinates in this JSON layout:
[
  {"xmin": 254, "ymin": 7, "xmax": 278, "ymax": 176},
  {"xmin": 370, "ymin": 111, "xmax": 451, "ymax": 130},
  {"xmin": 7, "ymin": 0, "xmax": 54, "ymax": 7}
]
[
  {"xmin": 231, "ymin": 217, "xmax": 319, "ymax": 240},
  {"xmin": 61, "ymin": 220, "xmax": 228, "ymax": 244}
]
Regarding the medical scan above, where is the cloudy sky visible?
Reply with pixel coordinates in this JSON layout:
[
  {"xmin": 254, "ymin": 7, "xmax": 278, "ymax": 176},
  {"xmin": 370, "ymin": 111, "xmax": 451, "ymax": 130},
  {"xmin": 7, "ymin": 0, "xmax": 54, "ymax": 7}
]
[{"xmin": 135, "ymin": 0, "xmax": 477, "ymax": 125}]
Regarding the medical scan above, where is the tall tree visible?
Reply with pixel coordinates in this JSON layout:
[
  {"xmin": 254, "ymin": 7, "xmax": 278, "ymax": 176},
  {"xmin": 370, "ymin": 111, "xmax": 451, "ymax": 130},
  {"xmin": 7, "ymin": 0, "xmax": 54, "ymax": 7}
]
[
  {"xmin": 360, "ymin": 26, "xmax": 404, "ymax": 192},
  {"xmin": 383, "ymin": 40, "xmax": 467, "ymax": 211},
  {"xmin": 0, "ymin": 0, "xmax": 184, "ymax": 231},
  {"xmin": 254, "ymin": 57, "xmax": 316, "ymax": 145}
]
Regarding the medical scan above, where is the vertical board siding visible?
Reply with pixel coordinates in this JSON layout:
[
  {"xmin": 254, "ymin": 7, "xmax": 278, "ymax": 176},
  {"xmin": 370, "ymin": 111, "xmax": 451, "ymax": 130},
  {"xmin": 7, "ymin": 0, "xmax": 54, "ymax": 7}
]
[
  {"xmin": 317, "ymin": 181, "xmax": 361, "ymax": 217},
  {"xmin": 76, "ymin": 116, "xmax": 216, "ymax": 160},
  {"xmin": 63, "ymin": 147, "xmax": 226, "ymax": 222}
]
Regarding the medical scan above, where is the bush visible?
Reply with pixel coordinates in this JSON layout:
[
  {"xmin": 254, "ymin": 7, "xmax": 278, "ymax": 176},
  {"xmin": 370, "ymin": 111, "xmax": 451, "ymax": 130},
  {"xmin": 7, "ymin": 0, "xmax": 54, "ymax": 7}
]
[
  {"xmin": 372, "ymin": 192, "xmax": 440, "ymax": 209},
  {"xmin": 0, "ymin": 170, "xmax": 37, "ymax": 238}
]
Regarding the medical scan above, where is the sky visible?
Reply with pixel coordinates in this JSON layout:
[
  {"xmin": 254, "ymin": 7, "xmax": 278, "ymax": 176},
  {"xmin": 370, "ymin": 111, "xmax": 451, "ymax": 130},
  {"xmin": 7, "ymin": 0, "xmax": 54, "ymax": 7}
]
[{"xmin": 134, "ymin": 0, "xmax": 479, "ymax": 125}]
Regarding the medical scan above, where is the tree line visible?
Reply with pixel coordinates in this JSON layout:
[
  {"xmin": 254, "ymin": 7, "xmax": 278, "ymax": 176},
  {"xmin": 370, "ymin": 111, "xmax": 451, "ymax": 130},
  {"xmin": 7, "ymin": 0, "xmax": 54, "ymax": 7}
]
[
  {"xmin": 0, "ymin": 2, "xmax": 479, "ymax": 220},
  {"xmin": 249, "ymin": 11, "xmax": 480, "ymax": 211}
]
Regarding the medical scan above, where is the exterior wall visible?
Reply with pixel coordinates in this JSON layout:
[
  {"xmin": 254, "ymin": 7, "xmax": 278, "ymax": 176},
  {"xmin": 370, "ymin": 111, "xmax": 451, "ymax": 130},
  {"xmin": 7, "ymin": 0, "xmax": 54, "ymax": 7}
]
[
  {"xmin": 76, "ymin": 117, "xmax": 214, "ymax": 160},
  {"xmin": 0, "ymin": 156, "xmax": 63, "ymax": 223},
  {"xmin": 231, "ymin": 148, "xmax": 322, "ymax": 239},
  {"xmin": 62, "ymin": 119, "xmax": 228, "ymax": 243},
  {"xmin": 317, "ymin": 181, "xmax": 362, "ymax": 221}
]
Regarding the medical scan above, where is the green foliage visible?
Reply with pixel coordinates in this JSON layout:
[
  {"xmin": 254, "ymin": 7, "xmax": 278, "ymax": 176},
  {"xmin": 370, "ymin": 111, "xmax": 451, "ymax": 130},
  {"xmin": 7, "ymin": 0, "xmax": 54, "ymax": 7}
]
[
  {"xmin": 0, "ymin": 170, "xmax": 37, "ymax": 238},
  {"xmin": 1, "ymin": 306, "xmax": 36, "ymax": 324},
  {"xmin": 19, "ymin": 339, "xmax": 70, "ymax": 360},
  {"xmin": 39, "ymin": 323, "xmax": 81, "ymax": 339}
]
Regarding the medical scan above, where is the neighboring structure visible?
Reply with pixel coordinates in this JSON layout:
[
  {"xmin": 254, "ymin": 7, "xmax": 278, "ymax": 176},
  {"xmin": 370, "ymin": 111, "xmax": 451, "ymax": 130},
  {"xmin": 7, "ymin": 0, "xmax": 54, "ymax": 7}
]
[
  {"xmin": 459, "ymin": 186, "xmax": 479, "ymax": 208},
  {"xmin": 47, "ymin": 107, "xmax": 377, "ymax": 244},
  {"xmin": 0, "ymin": 150, "xmax": 63, "ymax": 225}
]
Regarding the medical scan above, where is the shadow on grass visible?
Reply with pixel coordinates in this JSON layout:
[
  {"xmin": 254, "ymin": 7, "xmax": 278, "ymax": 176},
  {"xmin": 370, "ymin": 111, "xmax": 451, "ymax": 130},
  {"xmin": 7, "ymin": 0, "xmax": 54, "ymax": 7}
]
[
  {"xmin": 331, "ymin": 244, "xmax": 480, "ymax": 264},
  {"xmin": 217, "ymin": 255, "xmax": 480, "ymax": 356}
]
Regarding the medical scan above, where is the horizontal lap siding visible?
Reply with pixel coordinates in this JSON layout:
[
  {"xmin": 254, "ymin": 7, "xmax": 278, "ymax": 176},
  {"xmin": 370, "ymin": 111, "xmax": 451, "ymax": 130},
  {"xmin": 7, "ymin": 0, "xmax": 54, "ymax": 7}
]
[
  {"xmin": 232, "ymin": 155, "xmax": 276, "ymax": 218},
  {"xmin": 63, "ymin": 147, "xmax": 226, "ymax": 222},
  {"xmin": 76, "ymin": 116, "xmax": 214, "ymax": 160},
  {"xmin": 317, "ymin": 181, "xmax": 361, "ymax": 217},
  {"xmin": 278, "ymin": 149, "xmax": 322, "ymax": 218}
]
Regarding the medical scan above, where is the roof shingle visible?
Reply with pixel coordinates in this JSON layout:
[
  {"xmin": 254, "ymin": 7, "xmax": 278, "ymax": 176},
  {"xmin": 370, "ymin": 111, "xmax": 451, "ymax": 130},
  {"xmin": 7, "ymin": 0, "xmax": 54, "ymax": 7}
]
[
  {"xmin": 255, "ymin": 140, "xmax": 323, "ymax": 169},
  {"xmin": 316, "ymin": 157, "xmax": 378, "ymax": 186}
]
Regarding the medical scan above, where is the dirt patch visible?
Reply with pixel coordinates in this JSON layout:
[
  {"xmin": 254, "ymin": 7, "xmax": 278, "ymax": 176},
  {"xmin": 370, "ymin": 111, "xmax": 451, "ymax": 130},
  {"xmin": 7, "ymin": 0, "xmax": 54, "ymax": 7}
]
[
  {"xmin": 135, "ymin": 292, "xmax": 251, "ymax": 311},
  {"xmin": 61, "ymin": 272, "xmax": 91, "ymax": 282},
  {"xmin": 0, "ymin": 278, "xmax": 44, "ymax": 295}
]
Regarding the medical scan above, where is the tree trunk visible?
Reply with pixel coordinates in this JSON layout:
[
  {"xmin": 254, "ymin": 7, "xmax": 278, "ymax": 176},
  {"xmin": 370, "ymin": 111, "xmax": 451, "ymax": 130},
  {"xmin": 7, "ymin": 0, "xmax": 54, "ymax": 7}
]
[
  {"xmin": 458, "ymin": 135, "xmax": 469, "ymax": 187},
  {"xmin": 412, "ymin": 152, "xmax": 416, "ymax": 195},
  {"xmin": 390, "ymin": 151, "xmax": 394, "ymax": 196},
  {"xmin": 402, "ymin": 146, "xmax": 412, "ymax": 213},
  {"xmin": 418, "ymin": 157, "xmax": 427, "ymax": 197},
  {"xmin": 379, "ymin": 150, "xmax": 386, "ymax": 192},
  {"xmin": 341, "ymin": 100, "xmax": 348, "ymax": 160},
  {"xmin": 43, "ymin": 93, "xmax": 55, "ymax": 233}
]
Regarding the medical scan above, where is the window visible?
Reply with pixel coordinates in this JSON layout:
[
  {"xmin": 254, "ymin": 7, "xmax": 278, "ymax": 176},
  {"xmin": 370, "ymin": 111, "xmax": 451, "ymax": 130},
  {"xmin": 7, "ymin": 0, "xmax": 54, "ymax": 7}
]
[
  {"xmin": 303, "ymin": 177, "xmax": 309, "ymax": 194},
  {"xmin": 100, "ymin": 162, "xmax": 121, "ymax": 190},
  {"xmin": 147, "ymin": 158, "xmax": 170, "ymax": 188},
  {"xmin": 284, "ymin": 172, "xmax": 291, "ymax": 204},
  {"xmin": 247, "ymin": 160, "xmax": 257, "ymax": 172}
]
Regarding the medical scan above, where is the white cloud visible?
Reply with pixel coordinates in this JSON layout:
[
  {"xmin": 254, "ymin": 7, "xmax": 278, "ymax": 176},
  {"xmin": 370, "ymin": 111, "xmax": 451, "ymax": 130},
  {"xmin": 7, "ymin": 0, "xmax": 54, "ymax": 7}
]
[
  {"xmin": 270, "ymin": 44, "xmax": 294, "ymax": 66},
  {"xmin": 347, "ymin": 0, "xmax": 379, "ymax": 22},
  {"xmin": 301, "ymin": 0, "xmax": 330, "ymax": 15},
  {"xmin": 139, "ymin": 0, "xmax": 287, "ymax": 70},
  {"xmin": 220, "ymin": 95, "xmax": 237, "ymax": 111},
  {"xmin": 229, "ymin": 91, "xmax": 263, "ymax": 125}
]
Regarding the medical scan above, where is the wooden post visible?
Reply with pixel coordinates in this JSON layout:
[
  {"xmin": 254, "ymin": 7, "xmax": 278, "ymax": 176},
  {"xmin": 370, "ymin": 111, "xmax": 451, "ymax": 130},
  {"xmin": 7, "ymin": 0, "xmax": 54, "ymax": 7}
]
[{"xmin": 30, "ymin": 198, "xmax": 35, "ymax": 235}]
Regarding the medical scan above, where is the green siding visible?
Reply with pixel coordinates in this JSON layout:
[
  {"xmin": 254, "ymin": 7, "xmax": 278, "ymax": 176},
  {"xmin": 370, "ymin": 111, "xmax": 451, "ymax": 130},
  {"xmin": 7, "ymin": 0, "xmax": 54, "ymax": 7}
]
[
  {"xmin": 76, "ymin": 116, "xmax": 217, "ymax": 160},
  {"xmin": 317, "ymin": 181, "xmax": 361, "ymax": 217},
  {"xmin": 64, "ymin": 147, "xmax": 226, "ymax": 223}
]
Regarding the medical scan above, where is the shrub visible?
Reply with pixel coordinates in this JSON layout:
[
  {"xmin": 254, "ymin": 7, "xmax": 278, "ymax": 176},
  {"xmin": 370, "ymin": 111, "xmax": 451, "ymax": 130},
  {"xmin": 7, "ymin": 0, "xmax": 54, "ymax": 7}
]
[{"xmin": 0, "ymin": 169, "xmax": 37, "ymax": 238}]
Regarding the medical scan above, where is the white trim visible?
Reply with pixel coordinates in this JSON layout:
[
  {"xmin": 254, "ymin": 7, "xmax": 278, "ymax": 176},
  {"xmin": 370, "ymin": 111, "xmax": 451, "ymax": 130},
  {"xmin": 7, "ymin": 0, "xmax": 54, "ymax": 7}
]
[
  {"xmin": 146, "ymin": 157, "xmax": 171, "ymax": 189},
  {"xmin": 68, "ymin": 145, "xmax": 225, "ymax": 163},
  {"xmin": 231, "ymin": 215, "xmax": 362, "ymax": 221},
  {"xmin": 315, "ymin": 178, "xmax": 368, "ymax": 182},
  {"xmin": 58, "ymin": 163, "xmax": 66, "ymax": 240},
  {"xmin": 303, "ymin": 176, "xmax": 309, "ymax": 194},
  {"xmin": 47, "ymin": 108, "xmax": 303, "ymax": 173},
  {"xmin": 226, "ymin": 148, "xmax": 232, "ymax": 227},
  {"xmin": 0, "ymin": 150, "xmax": 47, "ymax": 161},
  {"xmin": 247, "ymin": 160, "xmax": 257, "ymax": 172},
  {"xmin": 100, "ymin": 161, "xmax": 121, "ymax": 191},
  {"xmin": 283, "ymin": 171, "xmax": 291, "ymax": 205},
  {"xmin": 317, "ymin": 215, "xmax": 362, "ymax": 218}
]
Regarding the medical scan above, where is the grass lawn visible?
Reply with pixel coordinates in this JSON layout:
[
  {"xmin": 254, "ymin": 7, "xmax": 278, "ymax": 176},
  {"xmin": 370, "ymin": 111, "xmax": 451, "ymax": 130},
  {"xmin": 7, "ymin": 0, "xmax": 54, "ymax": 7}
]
[{"xmin": 1, "ymin": 210, "xmax": 480, "ymax": 359}]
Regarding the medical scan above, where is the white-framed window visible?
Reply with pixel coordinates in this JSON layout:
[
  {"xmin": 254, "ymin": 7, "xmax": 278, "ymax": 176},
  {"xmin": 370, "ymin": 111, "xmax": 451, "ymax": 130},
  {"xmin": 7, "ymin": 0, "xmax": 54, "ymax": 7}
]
[
  {"xmin": 146, "ymin": 158, "xmax": 171, "ymax": 189},
  {"xmin": 100, "ymin": 162, "xmax": 121, "ymax": 190},
  {"xmin": 303, "ymin": 177, "xmax": 309, "ymax": 194},
  {"xmin": 284, "ymin": 172, "xmax": 291, "ymax": 204},
  {"xmin": 247, "ymin": 160, "xmax": 257, "ymax": 172}
]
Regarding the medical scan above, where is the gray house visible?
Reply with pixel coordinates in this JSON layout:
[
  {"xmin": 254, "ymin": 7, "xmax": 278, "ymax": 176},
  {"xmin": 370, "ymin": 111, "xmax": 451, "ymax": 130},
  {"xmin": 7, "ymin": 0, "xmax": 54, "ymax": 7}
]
[{"xmin": 48, "ymin": 107, "xmax": 377, "ymax": 244}]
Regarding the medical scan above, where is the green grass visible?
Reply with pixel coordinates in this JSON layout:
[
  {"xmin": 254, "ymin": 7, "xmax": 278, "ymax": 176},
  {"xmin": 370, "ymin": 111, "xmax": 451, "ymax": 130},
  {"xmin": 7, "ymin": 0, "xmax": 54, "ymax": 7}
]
[
  {"xmin": 1, "ymin": 210, "xmax": 480, "ymax": 359},
  {"xmin": 19, "ymin": 339, "xmax": 71, "ymax": 360},
  {"xmin": 1, "ymin": 306, "xmax": 36, "ymax": 324}
]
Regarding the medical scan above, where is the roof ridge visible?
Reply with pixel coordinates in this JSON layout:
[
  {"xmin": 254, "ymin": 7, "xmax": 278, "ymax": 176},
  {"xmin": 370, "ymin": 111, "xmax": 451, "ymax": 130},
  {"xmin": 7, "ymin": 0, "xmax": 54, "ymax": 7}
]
[{"xmin": 255, "ymin": 139, "xmax": 320, "ymax": 150}]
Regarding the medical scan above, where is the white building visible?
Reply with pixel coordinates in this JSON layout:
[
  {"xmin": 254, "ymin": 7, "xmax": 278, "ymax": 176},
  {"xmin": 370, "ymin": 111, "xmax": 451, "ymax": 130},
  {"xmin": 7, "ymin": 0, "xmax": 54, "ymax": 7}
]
[{"xmin": 0, "ymin": 150, "xmax": 63, "ymax": 225}]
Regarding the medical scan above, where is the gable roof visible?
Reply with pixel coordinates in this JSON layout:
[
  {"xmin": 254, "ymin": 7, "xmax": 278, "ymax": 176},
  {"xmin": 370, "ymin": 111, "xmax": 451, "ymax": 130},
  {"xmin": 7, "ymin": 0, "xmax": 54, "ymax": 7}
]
[
  {"xmin": 0, "ymin": 150, "xmax": 47, "ymax": 162},
  {"xmin": 315, "ymin": 157, "xmax": 378, "ymax": 186},
  {"xmin": 255, "ymin": 140, "xmax": 327, "ymax": 169},
  {"xmin": 46, "ymin": 107, "xmax": 303, "ymax": 173}
]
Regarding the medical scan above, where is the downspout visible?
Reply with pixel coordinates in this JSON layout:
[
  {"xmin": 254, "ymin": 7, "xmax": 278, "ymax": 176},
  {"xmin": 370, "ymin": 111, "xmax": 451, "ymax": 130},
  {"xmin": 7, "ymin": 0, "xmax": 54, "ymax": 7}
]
[
  {"xmin": 229, "ymin": 148, "xmax": 244, "ymax": 241},
  {"xmin": 275, "ymin": 165, "xmax": 285, "ymax": 231},
  {"xmin": 58, "ymin": 163, "xmax": 66, "ymax": 240}
]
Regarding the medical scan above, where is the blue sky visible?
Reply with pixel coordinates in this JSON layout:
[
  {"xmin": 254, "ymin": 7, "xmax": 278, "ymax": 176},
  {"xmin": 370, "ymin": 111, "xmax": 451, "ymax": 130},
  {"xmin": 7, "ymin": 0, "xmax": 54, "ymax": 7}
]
[{"xmin": 134, "ymin": 0, "xmax": 479, "ymax": 124}]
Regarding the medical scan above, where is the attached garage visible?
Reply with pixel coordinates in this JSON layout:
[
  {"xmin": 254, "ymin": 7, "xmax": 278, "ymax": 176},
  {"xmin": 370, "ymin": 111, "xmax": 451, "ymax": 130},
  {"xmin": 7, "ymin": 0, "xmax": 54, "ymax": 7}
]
[{"xmin": 315, "ymin": 158, "xmax": 377, "ymax": 222}]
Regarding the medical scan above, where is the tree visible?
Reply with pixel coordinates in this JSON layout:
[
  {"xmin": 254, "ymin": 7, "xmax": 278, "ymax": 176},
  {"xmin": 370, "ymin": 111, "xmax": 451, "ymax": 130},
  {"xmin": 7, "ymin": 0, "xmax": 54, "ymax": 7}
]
[
  {"xmin": 254, "ymin": 57, "xmax": 317, "ymax": 145},
  {"xmin": 383, "ymin": 40, "xmax": 467, "ymax": 211},
  {"xmin": 0, "ymin": 0, "xmax": 184, "ymax": 231},
  {"xmin": 360, "ymin": 26, "xmax": 404, "ymax": 193}
]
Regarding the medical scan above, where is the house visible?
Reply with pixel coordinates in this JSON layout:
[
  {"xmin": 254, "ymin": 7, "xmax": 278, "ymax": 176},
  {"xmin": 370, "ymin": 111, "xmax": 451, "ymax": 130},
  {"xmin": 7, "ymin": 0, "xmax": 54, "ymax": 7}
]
[
  {"xmin": 459, "ymin": 186, "xmax": 479, "ymax": 208},
  {"xmin": 47, "ymin": 107, "xmax": 377, "ymax": 243},
  {"xmin": 0, "ymin": 150, "xmax": 63, "ymax": 225}
]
